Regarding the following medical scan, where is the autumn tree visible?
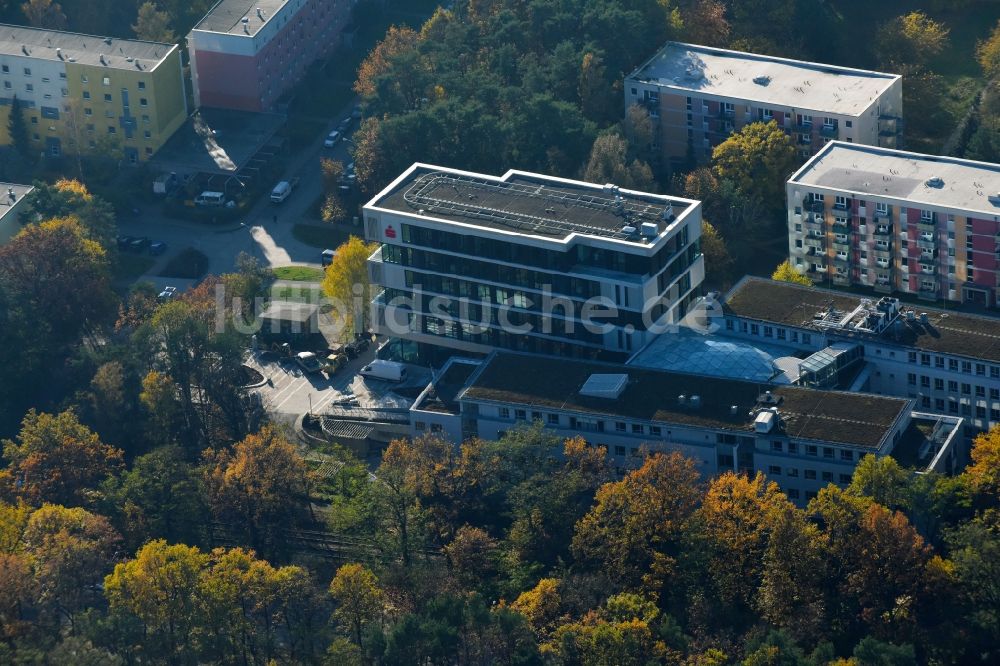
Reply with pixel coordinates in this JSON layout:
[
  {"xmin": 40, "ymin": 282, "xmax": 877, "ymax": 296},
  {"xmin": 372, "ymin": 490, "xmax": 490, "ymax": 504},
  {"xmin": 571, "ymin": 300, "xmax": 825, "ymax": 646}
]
[
  {"xmin": 1, "ymin": 409, "xmax": 123, "ymax": 507},
  {"xmin": 321, "ymin": 236, "xmax": 379, "ymax": 340},
  {"xmin": 977, "ymin": 21, "xmax": 1000, "ymax": 79},
  {"xmin": 965, "ymin": 424, "xmax": 1000, "ymax": 506},
  {"xmin": 329, "ymin": 563, "xmax": 385, "ymax": 651},
  {"xmin": 582, "ymin": 133, "xmax": 654, "ymax": 191},
  {"xmin": 875, "ymin": 12, "xmax": 949, "ymax": 71},
  {"xmin": 680, "ymin": 0, "xmax": 730, "ymax": 47},
  {"xmin": 711, "ymin": 120, "xmax": 799, "ymax": 208},
  {"xmin": 22, "ymin": 504, "xmax": 120, "ymax": 624},
  {"xmin": 701, "ymin": 221, "xmax": 733, "ymax": 285},
  {"xmin": 202, "ymin": 426, "xmax": 312, "ymax": 555},
  {"xmin": 444, "ymin": 525, "xmax": 499, "ymax": 590},
  {"xmin": 572, "ymin": 452, "xmax": 702, "ymax": 592},
  {"xmin": 694, "ymin": 472, "xmax": 792, "ymax": 614},
  {"xmin": 104, "ymin": 540, "xmax": 209, "ymax": 662},
  {"xmin": 355, "ymin": 25, "xmax": 419, "ymax": 98},
  {"xmin": 846, "ymin": 454, "xmax": 912, "ymax": 512},
  {"xmin": 21, "ymin": 0, "xmax": 66, "ymax": 29},
  {"xmin": 132, "ymin": 1, "xmax": 175, "ymax": 43},
  {"xmin": 772, "ymin": 260, "xmax": 812, "ymax": 286}
]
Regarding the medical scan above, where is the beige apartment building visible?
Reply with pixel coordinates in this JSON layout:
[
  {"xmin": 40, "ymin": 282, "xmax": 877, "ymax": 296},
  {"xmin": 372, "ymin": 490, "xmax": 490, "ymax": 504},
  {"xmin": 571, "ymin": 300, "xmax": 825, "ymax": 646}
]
[{"xmin": 625, "ymin": 42, "xmax": 902, "ymax": 170}]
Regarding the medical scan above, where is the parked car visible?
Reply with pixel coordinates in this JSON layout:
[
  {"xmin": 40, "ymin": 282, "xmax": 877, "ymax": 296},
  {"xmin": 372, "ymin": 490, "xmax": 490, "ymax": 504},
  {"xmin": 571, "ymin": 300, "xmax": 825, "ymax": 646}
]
[
  {"xmin": 344, "ymin": 335, "xmax": 370, "ymax": 359},
  {"xmin": 194, "ymin": 191, "xmax": 226, "ymax": 207},
  {"xmin": 323, "ymin": 352, "xmax": 347, "ymax": 374},
  {"xmin": 270, "ymin": 177, "xmax": 299, "ymax": 203},
  {"xmin": 338, "ymin": 117, "xmax": 352, "ymax": 133},
  {"xmin": 158, "ymin": 286, "xmax": 177, "ymax": 300},
  {"xmin": 148, "ymin": 241, "xmax": 167, "ymax": 256},
  {"xmin": 323, "ymin": 130, "xmax": 341, "ymax": 148},
  {"xmin": 116, "ymin": 235, "xmax": 134, "ymax": 250},
  {"xmin": 321, "ymin": 249, "xmax": 335, "ymax": 266},
  {"xmin": 295, "ymin": 351, "xmax": 323, "ymax": 374},
  {"xmin": 129, "ymin": 237, "xmax": 150, "ymax": 253},
  {"xmin": 351, "ymin": 105, "xmax": 363, "ymax": 120}
]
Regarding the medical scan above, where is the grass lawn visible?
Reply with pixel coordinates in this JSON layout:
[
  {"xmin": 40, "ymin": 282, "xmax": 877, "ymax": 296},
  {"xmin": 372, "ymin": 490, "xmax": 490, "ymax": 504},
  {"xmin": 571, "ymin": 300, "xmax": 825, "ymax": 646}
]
[
  {"xmin": 159, "ymin": 248, "xmax": 209, "ymax": 280},
  {"xmin": 292, "ymin": 223, "xmax": 357, "ymax": 249},
  {"xmin": 272, "ymin": 284, "xmax": 322, "ymax": 301},
  {"xmin": 272, "ymin": 265, "xmax": 326, "ymax": 282},
  {"xmin": 113, "ymin": 254, "xmax": 155, "ymax": 282}
]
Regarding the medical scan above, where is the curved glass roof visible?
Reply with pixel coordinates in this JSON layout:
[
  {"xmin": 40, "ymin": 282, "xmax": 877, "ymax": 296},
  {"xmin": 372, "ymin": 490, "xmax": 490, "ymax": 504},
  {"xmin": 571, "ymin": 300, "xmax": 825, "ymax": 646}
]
[{"xmin": 629, "ymin": 329, "xmax": 793, "ymax": 382}]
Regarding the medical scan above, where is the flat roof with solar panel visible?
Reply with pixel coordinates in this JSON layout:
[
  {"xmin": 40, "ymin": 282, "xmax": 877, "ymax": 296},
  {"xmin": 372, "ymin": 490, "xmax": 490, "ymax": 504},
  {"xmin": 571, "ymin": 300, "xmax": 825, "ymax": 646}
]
[{"xmin": 368, "ymin": 164, "xmax": 699, "ymax": 246}]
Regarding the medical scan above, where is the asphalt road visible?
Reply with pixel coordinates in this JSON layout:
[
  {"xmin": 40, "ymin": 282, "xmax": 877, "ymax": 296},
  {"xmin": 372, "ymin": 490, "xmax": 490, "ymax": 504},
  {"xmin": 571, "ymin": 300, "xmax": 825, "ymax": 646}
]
[{"xmin": 118, "ymin": 96, "xmax": 361, "ymax": 291}]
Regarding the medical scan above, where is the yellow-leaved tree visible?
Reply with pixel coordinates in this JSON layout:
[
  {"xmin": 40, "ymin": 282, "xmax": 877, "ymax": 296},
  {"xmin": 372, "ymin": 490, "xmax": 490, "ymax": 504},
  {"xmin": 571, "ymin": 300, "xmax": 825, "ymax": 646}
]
[
  {"xmin": 772, "ymin": 260, "xmax": 812, "ymax": 286},
  {"xmin": 321, "ymin": 236, "xmax": 379, "ymax": 341}
]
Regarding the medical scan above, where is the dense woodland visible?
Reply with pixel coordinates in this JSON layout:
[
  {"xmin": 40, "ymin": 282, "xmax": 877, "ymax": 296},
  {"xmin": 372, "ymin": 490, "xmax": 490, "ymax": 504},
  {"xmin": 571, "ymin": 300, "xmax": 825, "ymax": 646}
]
[{"xmin": 3, "ymin": 0, "xmax": 1000, "ymax": 663}]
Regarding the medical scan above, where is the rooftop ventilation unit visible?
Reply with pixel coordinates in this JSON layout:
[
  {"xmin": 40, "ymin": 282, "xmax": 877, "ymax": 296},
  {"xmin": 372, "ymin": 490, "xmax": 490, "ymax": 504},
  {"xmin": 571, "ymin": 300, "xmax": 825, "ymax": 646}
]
[
  {"xmin": 677, "ymin": 394, "xmax": 687, "ymax": 406},
  {"xmin": 7, "ymin": 187, "xmax": 15, "ymax": 203},
  {"xmin": 621, "ymin": 225, "xmax": 637, "ymax": 236},
  {"xmin": 99, "ymin": 54, "xmax": 106, "ymax": 65},
  {"xmin": 579, "ymin": 374, "xmax": 628, "ymax": 400},
  {"xmin": 730, "ymin": 405, "xmax": 739, "ymax": 416},
  {"xmin": 925, "ymin": 177, "xmax": 944, "ymax": 188},
  {"xmin": 752, "ymin": 75, "xmax": 771, "ymax": 86},
  {"xmin": 20, "ymin": 45, "xmax": 28, "ymax": 55},
  {"xmin": 640, "ymin": 222, "xmax": 658, "ymax": 238},
  {"xmin": 55, "ymin": 47, "xmax": 62, "ymax": 59},
  {"xmin": 754, "ymin": 409, "xmax": 778, "ymax": 433},
  {"xmin": 688, "ymin": 395, "xmax": 702, "ymax": 408},
  {"xmin": 758, "ymin": 390, "xmax": 781, "ymax": 406},
  {"xmin": 989, "ymin": 193, "xmax": 1000, "ymax": 206},
  {"xmin": 257, "ymin": 7, "xmax": 265, "ymax": 20},
  {"xmin": 104, "ymin": 37, "xmax": 112, "ymax": 46}
]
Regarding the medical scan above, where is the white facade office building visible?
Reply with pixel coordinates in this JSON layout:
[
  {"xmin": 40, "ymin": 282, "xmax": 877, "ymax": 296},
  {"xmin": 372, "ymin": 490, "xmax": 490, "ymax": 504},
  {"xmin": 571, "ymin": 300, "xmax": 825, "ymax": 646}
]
[{"xmin": 364, "ymin": 164, "xmax": 705, "ymax": 365}]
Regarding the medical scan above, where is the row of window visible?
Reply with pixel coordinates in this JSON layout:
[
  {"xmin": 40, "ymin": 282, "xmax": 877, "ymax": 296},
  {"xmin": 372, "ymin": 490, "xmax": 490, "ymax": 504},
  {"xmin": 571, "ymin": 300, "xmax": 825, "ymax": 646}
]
[
  {"xmin": 904, "ymin": 350, "xmax": 1000, "ymax": 378},
  {"xmin": 766, "ymin": 464, "xmax": 853, "ymax": 485},
  {"xmin": 724, "ymin": 317, "xmax": 814, "ymax": 345},
  {"xmin": 769, "ymin": 439, "xmax": 856, "ymax": 461}
]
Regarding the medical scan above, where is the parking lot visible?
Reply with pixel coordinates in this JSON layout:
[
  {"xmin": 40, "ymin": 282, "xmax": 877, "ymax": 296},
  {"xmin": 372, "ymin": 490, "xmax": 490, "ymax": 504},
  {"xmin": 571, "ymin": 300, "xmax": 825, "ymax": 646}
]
[{"xmin": 246, "ymin": 346, "xmax": 431, "ymax": 424}]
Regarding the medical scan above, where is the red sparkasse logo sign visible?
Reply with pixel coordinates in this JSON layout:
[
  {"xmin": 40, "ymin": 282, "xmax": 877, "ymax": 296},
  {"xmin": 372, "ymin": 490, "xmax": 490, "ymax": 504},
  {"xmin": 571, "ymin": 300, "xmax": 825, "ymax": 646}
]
[{"xmin": 385, "ymin": 225, "xmax": 397, "ymax": 239}]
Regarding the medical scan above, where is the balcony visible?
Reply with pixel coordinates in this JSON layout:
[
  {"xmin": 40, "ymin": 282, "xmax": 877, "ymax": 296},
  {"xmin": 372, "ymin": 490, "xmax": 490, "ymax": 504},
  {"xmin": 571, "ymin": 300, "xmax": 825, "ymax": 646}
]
[
  {"xmin": 820, "ymin": 124, "xmax": 839, "ymax": 138},
  {"xmin": 920, "ymin": 263, "xmax": 937, "ymax": 275},
  {"xmin": 917, "ymin": 237, "xmax": 937, "ymax": 250},
  {"xmin": 832, "ymin": 273, "xmax": 850, "ymax": 285},
  {"xmin": 792, "ymin": 122, "xmax": 813, "ymax": 133},
  {"xmin": 874, "ymin": 279, "xmax": 893, "ymax": 294},
  {"xmin": 718, "ymin": 107, "xmax": 735, "ymax": 118},
  {"xmin": 917, "ymin": 218, "xmax": 937, "ymax": 232},
  {"xmin": 833, "ymin": 255, "xmax": 851, "ymax": 267},
  {"xmin": 918, "ymin": 287, "xmax": 939, "ymax": 300},
  {"xmin": 874, "ymin": 224, "xmax": 893, "ymax": 236},
  {"xmin": 804, "ymin": 238, "xmax": 826, "ymax": 251},
  {"xmin": 809, "ymin": 264, "xmax": 828, "ymax": 275},
  {"xmin": 803, "ymin": 199, "xmax": 824, "ymax": 213},
  {"xmin": 832, "ymin": 239, "xmax": 851, "ymax": 252},
  {"xmin": 832, "ymin": 217, "xmax": 850, "ymax": 231}
]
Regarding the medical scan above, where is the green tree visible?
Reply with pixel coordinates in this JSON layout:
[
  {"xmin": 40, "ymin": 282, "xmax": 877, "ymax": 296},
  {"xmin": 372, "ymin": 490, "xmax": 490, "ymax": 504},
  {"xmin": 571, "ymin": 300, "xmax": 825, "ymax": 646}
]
[
  {"xmin": 846, "ymin": 455, "xmax": 911, "ymax": 512},
  {"xmin": 102, "ymin": 446, "xmax": 206, "ymax": 550},
  {"xmin": 132, "ymin": 1, "xmax": 175, "ymax": 42},
  {"xmin": 772, "ymin": 260, "xmax": 812, "ymax": 286},
  {"xmin": 6, "ymin": 95, "xmax": 33, "ymax": 166},
  {"xmin": 1, "ymin": 409, "xmax": 123, "ymax": 507}
]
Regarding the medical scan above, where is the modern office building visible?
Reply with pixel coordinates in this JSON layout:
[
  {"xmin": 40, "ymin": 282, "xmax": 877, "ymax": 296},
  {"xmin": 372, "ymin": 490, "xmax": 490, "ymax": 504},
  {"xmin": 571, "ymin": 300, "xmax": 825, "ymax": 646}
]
[
  {"xmin": 720, "ymin": 277, "xmax": 1000, "ymax": 439},
  {"xmin": 787, "ymin": 141, "xmax": 1000, "ymax": 306},
  {"xmin": 409, "ymin": 351, "xmax": 963, "ymax": 505},
  {"xmin": 625, "ymin": 42, "xmax": 902, "ymax": 169},
  {"xmin": 363, "ymin": 163, "xmax": 705, "ymax": 365},
  {"xmin": 0, "ymin": 25, "xmax": 186, "ymax": 163},
  {"xmin": 188, "ymin": 0, "xmax": 353, "ymax": 112}
]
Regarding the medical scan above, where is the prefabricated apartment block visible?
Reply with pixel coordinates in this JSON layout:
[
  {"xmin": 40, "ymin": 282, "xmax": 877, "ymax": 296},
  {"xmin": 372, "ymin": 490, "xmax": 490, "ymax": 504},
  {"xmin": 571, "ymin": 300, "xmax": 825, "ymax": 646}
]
[
  {"xmin": 787, "ymin": 141, "xmax": 1000, "ymax": 306},
  {"xmin": 188, "ymin": 0, "xmax": 353, "ymax": 112},
  {"xmin": 626, "ymin": 42, "xmax": 902, "ymax": 169},
  {"xmin": 0, "ymin": 24, "xmax": 186, "ymax": 163}
]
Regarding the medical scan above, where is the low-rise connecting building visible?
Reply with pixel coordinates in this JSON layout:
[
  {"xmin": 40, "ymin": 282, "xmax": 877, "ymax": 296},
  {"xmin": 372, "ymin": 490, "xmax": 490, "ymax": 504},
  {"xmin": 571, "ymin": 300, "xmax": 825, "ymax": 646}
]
[
  {"xmin": 410, "ymin": 351, "xmax": 963, "ymax": 505},
  {"xmin": 720, "ymin": 276, "xmax": 1000, "ymax": 439},
  {"xmin": 364, "ymin": 164, "xmax": 705, "ymax": 365},
  {"xmin": 787, "ymin": 141, "xmax": 1000, "ymax": 306},
  {"xmin": 625, "ymin": 42, "xmax": 902, "ymax": 169}
]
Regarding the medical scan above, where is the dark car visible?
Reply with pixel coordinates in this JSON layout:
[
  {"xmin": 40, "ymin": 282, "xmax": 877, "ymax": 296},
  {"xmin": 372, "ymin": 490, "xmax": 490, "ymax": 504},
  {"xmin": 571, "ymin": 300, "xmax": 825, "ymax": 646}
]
[
  {"xmin": 129, "ymin": 236, "xmax": 149, "ymax": 252},
  {"xmin": 344, "ymin": 335, "xmax": 370, "ymax": 358},
  {"xmin": 148, "ymin": 241, "xmax": 167, "ymax": 256},
  {"xmin": 116, "ymin": 235, "xmax": 134, "ymax": 250},
  {"xmin": 338, "ymin": 117, "xmax": 352, "ymax": 133}
]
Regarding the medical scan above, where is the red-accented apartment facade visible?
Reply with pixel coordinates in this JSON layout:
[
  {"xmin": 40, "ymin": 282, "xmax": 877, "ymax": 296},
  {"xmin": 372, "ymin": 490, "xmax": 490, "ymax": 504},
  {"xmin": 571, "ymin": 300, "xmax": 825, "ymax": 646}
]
[
  {"xmin": 188, "ymin": 0, "xmax": 353, "ymax": 112},
  {"xmin": 788, "ymin": 142, "xmax": 1000, "ymax": 308}
]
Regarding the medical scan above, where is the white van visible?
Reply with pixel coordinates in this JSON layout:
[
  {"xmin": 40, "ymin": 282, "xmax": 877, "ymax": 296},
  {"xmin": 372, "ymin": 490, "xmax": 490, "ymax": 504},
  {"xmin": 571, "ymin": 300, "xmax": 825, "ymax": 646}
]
[
  {"xmin": 270, "ymin": 181, "xmax": 292, "ymax": 203},
  {"xmin": 360, "ymin": 359, "xmax": 406, "ymax": 382},
  {"xmin": 194, "ymin": 191, "xmax": 226, "ymax": 207}
]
